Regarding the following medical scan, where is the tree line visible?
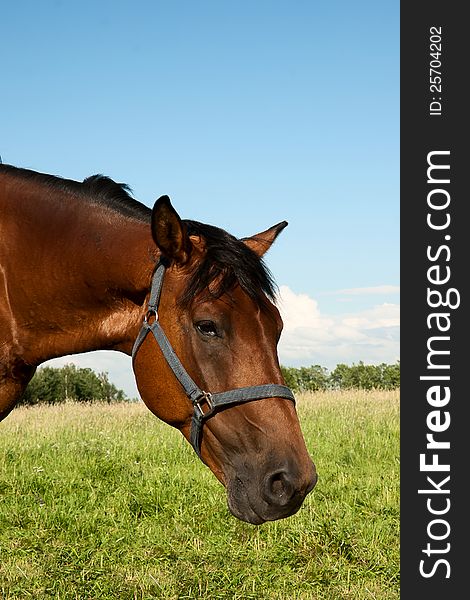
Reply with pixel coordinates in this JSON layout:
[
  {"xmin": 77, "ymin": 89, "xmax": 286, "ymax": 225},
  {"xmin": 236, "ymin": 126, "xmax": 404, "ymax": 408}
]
[
  {"xmin": 19, "ymin": 361, "xmax": 400, "ymax": 406},
  {"xmin": 281, "ymin": 361, "xmax": 400, "ymax": 392}
]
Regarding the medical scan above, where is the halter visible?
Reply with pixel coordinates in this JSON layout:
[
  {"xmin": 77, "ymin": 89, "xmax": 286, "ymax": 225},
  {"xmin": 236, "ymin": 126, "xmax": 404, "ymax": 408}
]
[{"xmin": 132, "ymin": 261, "xmax": 296, "ymax": 458}]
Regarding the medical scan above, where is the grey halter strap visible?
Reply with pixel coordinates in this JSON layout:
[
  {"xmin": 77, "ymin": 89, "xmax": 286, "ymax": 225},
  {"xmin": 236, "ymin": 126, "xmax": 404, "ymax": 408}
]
[{"xmin": 132, "ymin": 261, "xmax": 296, "ymax": 458}]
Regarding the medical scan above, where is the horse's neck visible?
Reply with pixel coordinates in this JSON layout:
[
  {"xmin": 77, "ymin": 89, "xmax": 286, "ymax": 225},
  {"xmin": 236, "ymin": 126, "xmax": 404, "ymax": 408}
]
[
  {"xmin": 56, "ymin": 218, "xmax": 155, "ymax": 356},
  {"xmin": 5, "ymin": 185, "xmax": 156, "ymax": 365}
]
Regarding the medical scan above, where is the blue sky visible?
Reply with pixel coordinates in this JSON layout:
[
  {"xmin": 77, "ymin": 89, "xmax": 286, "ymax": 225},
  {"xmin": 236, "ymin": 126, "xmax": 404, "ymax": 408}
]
[{"xmin": 1, "ymin": 1, "xmax": 399, "ymax": 397}]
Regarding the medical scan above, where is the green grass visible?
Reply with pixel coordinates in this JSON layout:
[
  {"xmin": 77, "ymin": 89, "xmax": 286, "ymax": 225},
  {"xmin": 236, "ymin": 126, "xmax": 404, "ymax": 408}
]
[{"xmin": 0, "ymin": 391, "xmax": 399, "ymax": 599}]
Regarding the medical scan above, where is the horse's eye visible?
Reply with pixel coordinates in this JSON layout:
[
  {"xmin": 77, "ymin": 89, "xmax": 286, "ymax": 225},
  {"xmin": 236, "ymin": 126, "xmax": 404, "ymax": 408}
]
[{"xmin": 195, "ymin": 320, "xmax": 218, "ymax": 338}]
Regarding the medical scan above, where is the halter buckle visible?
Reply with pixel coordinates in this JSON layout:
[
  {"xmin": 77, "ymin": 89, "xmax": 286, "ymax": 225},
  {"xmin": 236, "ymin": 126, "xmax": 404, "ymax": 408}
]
[
  {"xmin": 193, "ymin": 391, "xmax": 214, "ymax": 418},
  {"xmin": 144, "ymin": 308, "xmax": 158, "ymax": 324}
]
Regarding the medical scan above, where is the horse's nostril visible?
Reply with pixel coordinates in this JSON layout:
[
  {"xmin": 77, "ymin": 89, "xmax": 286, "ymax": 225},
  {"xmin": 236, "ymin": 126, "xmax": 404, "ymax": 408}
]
[
  {"xmin": 263, "ymin": 470, "xmax": 295, "ymax": 506},
  {"xmin": 271, "ymin": 474, "xmax": 285, "ymax": 496}
]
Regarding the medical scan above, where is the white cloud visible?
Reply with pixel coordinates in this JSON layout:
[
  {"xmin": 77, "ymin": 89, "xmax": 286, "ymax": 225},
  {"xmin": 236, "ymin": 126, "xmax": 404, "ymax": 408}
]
[
  {"xmin": 342, "ymin": 303, "xmax": 400, "ymax": 330},
  {"xmin": 277, "ymin": 286, "xmax": 399, "ymax": 368},
  {"xmin": 276, "ymin": 286, "xmax": 334, "ymax": 331}
]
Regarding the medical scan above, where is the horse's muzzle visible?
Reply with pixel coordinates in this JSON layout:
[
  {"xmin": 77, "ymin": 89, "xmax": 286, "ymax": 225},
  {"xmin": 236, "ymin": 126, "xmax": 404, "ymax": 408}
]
[{"xmin": 226, "ymin": 459, "xmax": 317, "ymax": 524}]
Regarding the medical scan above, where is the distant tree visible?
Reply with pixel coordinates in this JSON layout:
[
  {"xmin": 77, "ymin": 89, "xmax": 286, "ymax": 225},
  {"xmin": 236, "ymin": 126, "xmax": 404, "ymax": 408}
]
[
  {"xmin": 20, "ymin": 364, "xmax": 127, "ymax": 406},
  {"xmin": 21, "ymin": 366, "xmax": 63, "ymax": 405},
  {"xmin": 281, "ymin": 365, "xmax": 330, "ymax": 391},
  {"xmin": 300, "ymin": 365, "xmax": 330, "ymax": 391},
  {"xmin": 281, "ymin": 366, "xmax": 299, "ymax": 391},
  {"xmin": 381, "ymin": 361, "xmax": 401, "ymax": 389}
]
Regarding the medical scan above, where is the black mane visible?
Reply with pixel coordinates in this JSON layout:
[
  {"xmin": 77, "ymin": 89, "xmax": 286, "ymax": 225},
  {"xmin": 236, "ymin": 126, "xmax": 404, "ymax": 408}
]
[
  {"xmin": 81, "ymin": 174, "xmax": 150, "ymax": 221},
  {"xmin": 0, "ymin": 164, "xmax": 150, "ymax": 222},
  {"xmin": 180, "ymin": 220, "xmax": 277, "ymax": 306}
]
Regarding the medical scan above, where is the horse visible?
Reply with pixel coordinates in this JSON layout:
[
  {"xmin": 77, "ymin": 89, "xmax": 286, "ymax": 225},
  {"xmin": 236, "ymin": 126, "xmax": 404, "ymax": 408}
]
[{"xmin": 0, "ymin": 164, "xmax": 317, "ymax": 524}]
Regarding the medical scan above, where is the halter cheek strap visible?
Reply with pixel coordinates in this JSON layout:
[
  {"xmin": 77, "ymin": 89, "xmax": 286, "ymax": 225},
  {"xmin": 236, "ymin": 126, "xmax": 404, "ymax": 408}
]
[{"xmin": 132, "ymin": 262, "xmax": 295, "ymax": 458}]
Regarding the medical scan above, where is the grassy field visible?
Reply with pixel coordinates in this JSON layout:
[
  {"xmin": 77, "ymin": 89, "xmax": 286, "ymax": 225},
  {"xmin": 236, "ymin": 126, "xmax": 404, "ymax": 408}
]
[{"xmin": 0, "ymin": 391, "xmax": 399, "ymax": 599}]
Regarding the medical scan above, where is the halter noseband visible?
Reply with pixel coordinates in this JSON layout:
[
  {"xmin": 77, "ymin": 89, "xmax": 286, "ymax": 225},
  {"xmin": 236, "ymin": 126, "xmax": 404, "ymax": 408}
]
[{"xmin": 132, "ymin": 261, "xmax": 295, "ymax": 458}]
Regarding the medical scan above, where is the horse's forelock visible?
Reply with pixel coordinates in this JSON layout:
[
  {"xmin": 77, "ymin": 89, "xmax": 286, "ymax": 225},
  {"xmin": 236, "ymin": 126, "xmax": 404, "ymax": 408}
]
[{"xmin": 179, "ymin": 220, "xmax": 277, "ymax": 307}]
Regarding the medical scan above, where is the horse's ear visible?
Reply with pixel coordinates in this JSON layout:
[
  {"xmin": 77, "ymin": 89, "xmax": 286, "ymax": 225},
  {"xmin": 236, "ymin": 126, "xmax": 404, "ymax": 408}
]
[
  {"xmin": 242, "ymin": 221, "xmax": 288, "ymax": 257},
  {"xmin": 151, "ymin": 196, "xmax": 191, "ymax": 264}
]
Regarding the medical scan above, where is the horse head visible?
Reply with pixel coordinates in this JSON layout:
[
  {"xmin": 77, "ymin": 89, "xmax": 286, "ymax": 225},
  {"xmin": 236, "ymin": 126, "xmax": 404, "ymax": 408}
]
[{"xmin": 132, "ymin": 196, "xmax": 317, "ymax": 524}]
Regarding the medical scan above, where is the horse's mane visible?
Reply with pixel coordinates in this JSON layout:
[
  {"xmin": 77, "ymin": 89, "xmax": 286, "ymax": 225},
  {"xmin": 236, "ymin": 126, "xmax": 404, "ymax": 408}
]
[
  {"xmin": 0, "ymin": 164, "xmax": 277, "ymax": 305},
  {"xmin": 0, "ymin": 164, "xmax": 150, "ymax": 222}
]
